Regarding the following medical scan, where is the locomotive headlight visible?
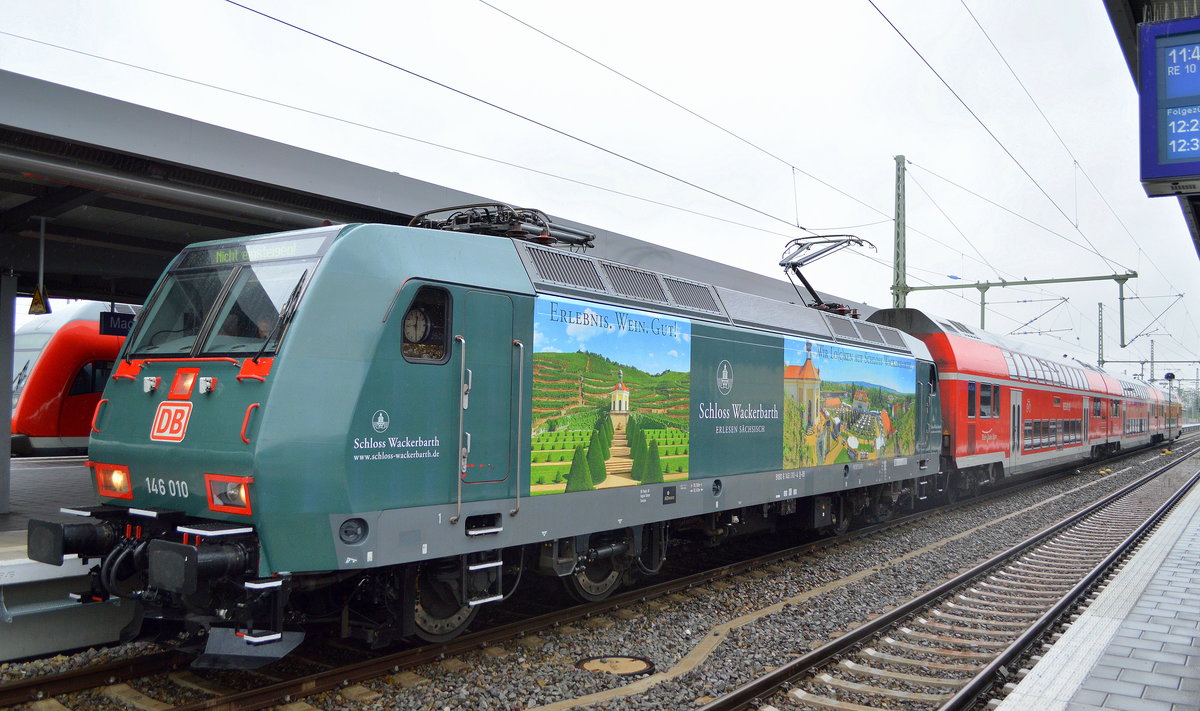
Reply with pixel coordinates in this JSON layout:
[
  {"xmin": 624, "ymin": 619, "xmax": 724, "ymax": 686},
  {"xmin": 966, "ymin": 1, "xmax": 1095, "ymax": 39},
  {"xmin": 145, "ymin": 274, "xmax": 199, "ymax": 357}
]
[
  {"xmin": 219, "ymin": 482, "xmax": 247, "ymax": 506},
  {"xmin": 339, "ymin": 518, "xmax": 368, "ymax": 544},
  {"xmin": 91, "ymin": 462, "xmax": 133, "ymax": 499},
  {"xmin": 205, "ymin": 473, "xmax": 254, "ymax": 515}
]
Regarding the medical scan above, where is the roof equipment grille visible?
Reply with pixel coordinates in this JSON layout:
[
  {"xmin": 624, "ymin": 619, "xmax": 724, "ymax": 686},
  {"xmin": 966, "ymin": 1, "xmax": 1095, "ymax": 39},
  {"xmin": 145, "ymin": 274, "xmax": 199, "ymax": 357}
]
[
  {"xmin": 825, "ymin": 315, "xmax": 860, "ymax": 341},
  {"xmin": 880, "ymin": 328, "xmax": 907, "ymax": 349},
  {"xmin": 853, "ymin": 321, "xmax": 885, "ymax": 344},
  {"xmin": 664, "ymin": 277, "xmax": 721, "ymax": 313},
  {"xmin": 603, "ymin": 263, "xmax": 668, "ymax": 303},
  {"xmin": 527, "ymin": 248, "xmax": 605, "ymax": 292}
]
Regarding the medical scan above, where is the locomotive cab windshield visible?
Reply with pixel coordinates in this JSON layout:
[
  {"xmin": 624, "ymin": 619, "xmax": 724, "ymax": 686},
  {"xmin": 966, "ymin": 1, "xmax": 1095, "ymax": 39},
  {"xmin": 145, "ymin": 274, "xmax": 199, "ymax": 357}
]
[{"xmin": 126, "ymin": 231, "xmax": 332, "ymax": 359}]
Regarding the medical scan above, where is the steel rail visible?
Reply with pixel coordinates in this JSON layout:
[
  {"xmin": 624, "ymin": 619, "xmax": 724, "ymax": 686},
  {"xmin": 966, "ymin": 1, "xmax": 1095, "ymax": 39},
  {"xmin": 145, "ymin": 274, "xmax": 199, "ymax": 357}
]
[
  {"xmin": 5, "ymin": 438, "xmax": 1188, "ymax": 709},
  {"xmin": 0, "ymin": 650, "xmax": 192, "ymax": 707},
  {"xmin": 942, "ymin": 466, "xmax": 1200, "ymax": 709},
  {"xmin": 698, "ymin": 443, "xmax": 1200, "ymax": 711}
]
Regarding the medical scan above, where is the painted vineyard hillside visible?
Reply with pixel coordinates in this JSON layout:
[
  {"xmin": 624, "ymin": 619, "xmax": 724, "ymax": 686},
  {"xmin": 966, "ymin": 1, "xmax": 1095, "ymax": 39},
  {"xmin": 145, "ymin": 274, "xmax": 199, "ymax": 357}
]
[{"xmin": 530, "ymin": 352, "xmax": 690, "ymax": 495}]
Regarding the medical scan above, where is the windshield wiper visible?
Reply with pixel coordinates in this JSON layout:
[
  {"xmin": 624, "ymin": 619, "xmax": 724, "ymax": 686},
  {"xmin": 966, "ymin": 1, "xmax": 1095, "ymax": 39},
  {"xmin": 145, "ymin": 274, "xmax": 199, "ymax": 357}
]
[
  {"xmin": 253, "ymin": 270, "xmax": 308, "ymax": 364},
  {"xmin": 13, "ymin": 361, "xmax": 29, "ymax": 390}
]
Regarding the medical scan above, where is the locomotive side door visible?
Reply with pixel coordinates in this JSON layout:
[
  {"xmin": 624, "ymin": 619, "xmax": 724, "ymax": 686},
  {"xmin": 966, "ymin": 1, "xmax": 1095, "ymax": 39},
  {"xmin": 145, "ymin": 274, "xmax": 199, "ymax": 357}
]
[{"xmin": 456, "ymin": 289, "xmax": 519, "ymax": 502}]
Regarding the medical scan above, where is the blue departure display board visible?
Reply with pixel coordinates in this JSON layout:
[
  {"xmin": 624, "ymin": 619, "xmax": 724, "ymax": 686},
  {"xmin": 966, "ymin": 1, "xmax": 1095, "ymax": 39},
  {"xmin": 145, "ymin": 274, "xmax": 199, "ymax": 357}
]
[{"xmin": 1139, "ymin": 19, "xmax": 1200, "ymax": 195}]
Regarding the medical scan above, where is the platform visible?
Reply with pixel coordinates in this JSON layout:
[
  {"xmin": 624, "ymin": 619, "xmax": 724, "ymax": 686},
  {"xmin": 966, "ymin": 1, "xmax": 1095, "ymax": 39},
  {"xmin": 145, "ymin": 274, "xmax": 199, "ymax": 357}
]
[
  {"xmin": 0, "ymin": 456, "xmax": 95, "ymax": 536},
  {"xmin": 996, "ymin": 472, "xmax": 1200, "ymax": 710},
  {"xmin": 0, "ymin": 457, "xmax": 133, "ymax": 661}
]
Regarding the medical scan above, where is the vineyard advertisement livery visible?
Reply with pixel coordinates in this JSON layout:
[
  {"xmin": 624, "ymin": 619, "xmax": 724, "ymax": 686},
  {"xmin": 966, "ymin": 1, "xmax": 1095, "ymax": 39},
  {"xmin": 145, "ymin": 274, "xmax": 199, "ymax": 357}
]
[
  {"xmin": 531, "ymin": 295, "xmax": 918, "ymax": 495},
  {"xmin": 349, "ymin": 295, "xmax": 918, "ymax": 496},
  {"xmin": 533, "ymin": 296, "xmax": 692, "ymax": 495}
]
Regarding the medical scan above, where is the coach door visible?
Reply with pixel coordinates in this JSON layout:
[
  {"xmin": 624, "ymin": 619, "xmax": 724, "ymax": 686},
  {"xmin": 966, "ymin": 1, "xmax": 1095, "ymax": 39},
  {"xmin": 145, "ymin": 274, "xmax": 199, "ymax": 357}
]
[
  {"xmin": 1083, "ymin": 397, "xmax": 1090, "ymax": 445},
  {"xmin": 456, "ymin": 289, "xmax": 519, "ymax": 504},
  {"xmin": 1010, "ymin": 389, "xmax": 1023, "ymax": 460}
]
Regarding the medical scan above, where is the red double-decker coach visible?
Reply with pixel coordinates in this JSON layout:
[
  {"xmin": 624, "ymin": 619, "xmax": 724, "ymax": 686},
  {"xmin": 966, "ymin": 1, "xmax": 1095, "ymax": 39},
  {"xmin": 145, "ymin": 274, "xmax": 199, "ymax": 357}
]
[{"xmin": 870, "ymin": 308, "xmax": 1181, "ymax": 498}]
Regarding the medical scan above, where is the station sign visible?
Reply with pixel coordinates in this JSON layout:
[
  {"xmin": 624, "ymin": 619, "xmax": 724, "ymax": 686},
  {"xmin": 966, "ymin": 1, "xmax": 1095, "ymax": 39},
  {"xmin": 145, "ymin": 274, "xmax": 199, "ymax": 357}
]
[
  {"xmin": 1139, "ymin": 17, "xmax": 1200, "ymax": 195},
  {"xmin": 99, "ymin": 310, "xmax": 135, "ymax": 336}
]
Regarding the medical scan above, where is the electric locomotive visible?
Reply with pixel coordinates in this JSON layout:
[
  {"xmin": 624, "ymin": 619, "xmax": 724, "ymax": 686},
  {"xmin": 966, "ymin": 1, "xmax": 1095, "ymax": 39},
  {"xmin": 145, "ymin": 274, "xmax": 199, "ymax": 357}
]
[{"xmin": 29, "ymin": 206, "xmax": 951, "ymax": 665}]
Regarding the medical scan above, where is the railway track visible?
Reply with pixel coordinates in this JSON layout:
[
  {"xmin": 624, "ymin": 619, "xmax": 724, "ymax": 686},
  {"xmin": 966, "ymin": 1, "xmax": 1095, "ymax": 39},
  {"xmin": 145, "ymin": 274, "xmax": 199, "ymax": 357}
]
[
  {"xmin": 699, "ymin": 443, "xmax": 1200, "ymax": 711},
  {"xmin": 3, "ymin": 439, "xmax": 1192, "ymax": 710}
]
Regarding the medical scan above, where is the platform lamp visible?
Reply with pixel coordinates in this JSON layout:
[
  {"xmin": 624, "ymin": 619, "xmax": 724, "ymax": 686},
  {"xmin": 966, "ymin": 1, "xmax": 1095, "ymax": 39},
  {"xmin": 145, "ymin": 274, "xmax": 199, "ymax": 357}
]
[{"xmin": 1165, "ymin": 372, "xmax": 1176, "ymax": 435}]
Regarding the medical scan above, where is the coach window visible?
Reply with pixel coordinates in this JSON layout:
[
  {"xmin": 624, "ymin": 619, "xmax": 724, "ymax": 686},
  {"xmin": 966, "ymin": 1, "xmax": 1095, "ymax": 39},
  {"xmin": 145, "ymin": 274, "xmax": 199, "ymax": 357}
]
[
  {"xmin": 967, "ymin": 381, "xmax": 977, "ymax": 418},
  {"xmin": 402, "ymin": 287, "xmax": 451, "ymax": 363},
  {"xmin": 979, "ymin": 383, "xmax": 992, "ymax": 418},
  {"xmin": 69, "ymin": 360, "xmax": 115, "ymax": 395},
  {"xmin": 1023, "ymin": 421, "xmax": 1034, "ymax": 450},
  {"xmin": 992, "ymin": 385, "xmax": 1001, "ymax": 417}
]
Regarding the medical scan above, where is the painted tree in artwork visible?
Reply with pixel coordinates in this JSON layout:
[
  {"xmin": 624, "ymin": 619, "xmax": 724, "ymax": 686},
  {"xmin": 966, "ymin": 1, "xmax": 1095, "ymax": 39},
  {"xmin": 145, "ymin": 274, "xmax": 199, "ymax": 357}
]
[
  {"xmin": 564, "ymin": 445, "xmax": 595, "ymax": 492},
  {"xmin": 641, "ymin": 439, "xmax": 665, "ymax": 484},
  {"xmin": 587, "ymin": 429, "xmax": 607, "ymax": 485},
  {"xmin": 597, "ymin": 416, "xmax": 611, "ymax": 460},
  {"xmin": 629, "ymin": 433, "xmax": 647, "ymax": 482}
]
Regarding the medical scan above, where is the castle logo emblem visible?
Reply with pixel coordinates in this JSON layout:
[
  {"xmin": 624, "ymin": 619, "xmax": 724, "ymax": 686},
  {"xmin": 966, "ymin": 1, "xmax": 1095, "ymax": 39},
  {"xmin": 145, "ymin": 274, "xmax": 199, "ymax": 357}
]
[
  {"xmin": 717, "ymin": 360, "xmax": 733, "ymax": 395},
  {"xmin": 372, "ymin": 410, "xmax": 390, "ymax": 433}
]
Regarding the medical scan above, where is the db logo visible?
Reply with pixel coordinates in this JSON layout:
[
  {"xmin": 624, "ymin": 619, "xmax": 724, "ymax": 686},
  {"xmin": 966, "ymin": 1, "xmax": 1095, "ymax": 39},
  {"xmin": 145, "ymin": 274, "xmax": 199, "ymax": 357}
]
[{"xmin": 151, "ymin": 401, "xmax": 193, "ymax": 442}]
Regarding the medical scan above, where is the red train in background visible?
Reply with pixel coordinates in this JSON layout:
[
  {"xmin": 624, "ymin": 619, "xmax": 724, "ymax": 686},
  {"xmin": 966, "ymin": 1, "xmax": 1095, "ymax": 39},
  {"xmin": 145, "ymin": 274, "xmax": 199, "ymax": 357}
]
[
  {"xmin": 870, "ymin": 308, "xmax": 1183, "ymax": 499},
  {"xmin": 12, "ymin": 301, "xmax": 138, "ymax": 456}
]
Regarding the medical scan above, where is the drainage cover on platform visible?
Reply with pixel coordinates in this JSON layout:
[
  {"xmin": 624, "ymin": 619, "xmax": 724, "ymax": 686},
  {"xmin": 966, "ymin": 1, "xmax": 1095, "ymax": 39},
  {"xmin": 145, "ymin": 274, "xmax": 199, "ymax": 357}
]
[{"xmin": 576, "ymin": 655, "xmax": 655, "ymax": 676}]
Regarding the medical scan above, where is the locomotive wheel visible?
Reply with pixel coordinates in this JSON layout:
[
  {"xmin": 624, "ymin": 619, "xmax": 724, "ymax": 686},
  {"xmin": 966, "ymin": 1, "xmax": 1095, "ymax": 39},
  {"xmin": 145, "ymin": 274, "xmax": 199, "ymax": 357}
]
[
  {"xmin": 564, "ymin": 559, "xmax": 623, "ymax": 602},
  {"xmin": 830, "ymin": 495, "xmax": 851, "ymax": 535},
  {"xmin": 412, "ymin": 568, "xmax": 478, "ymax": 642}
]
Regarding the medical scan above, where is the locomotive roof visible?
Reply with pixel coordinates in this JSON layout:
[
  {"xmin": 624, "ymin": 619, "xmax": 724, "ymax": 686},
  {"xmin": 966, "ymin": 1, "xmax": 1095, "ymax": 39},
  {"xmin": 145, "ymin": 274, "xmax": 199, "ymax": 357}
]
[{"xmin": 510, "ymin": 240, "xmax": 930, "ymax": 361}]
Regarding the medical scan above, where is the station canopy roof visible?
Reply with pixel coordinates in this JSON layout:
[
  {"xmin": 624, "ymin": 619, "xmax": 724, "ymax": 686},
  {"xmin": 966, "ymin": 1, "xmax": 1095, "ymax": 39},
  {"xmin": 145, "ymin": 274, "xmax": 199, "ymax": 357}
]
[{"xmin": 0, "ymin": 69, "xmax": 838, "ymax": 310}]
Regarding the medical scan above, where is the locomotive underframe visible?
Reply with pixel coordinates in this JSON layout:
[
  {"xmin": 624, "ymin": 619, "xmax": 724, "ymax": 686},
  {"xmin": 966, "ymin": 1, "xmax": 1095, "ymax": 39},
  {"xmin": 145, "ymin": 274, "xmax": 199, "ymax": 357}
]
[{"xmin": 29, "ymin": 470, "xmax": 940, "ymax": 664}]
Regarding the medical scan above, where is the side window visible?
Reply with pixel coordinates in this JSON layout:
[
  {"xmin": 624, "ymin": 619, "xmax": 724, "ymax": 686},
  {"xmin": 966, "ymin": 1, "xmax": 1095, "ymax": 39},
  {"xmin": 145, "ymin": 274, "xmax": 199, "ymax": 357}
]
[
  {"xmin": 979, "ymin": 383, "xmax": 992, "ymax": 418},
  {"xmin": 992, "ymin": 385, "xmax": 1001, "ymax": 418},
  {"xmin": 402, "ymin": 287, "xmax": 451, "ymax": 363},
  {"xmin": 69, "ymin": 360, "xmax": 114, "ymax": 395},
  {"xmin": 967, "ymin": 381, "xmax": 976, "ymax": 418}
]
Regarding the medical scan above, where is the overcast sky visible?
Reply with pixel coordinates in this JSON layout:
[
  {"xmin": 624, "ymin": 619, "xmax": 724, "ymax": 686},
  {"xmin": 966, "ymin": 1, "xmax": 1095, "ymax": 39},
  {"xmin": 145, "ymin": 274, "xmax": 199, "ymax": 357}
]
[{"xmin": 1, "ymin": 0, "xmax": 1196, "ymax": 381}]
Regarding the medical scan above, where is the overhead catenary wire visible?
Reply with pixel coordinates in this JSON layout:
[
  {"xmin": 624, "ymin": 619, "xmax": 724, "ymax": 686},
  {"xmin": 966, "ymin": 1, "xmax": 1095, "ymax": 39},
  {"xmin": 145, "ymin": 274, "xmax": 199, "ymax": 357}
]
[
  {"xmin": 471, "ymin": 0, "xmax": 1059, "ymax": 290},
  {"xmin": 960, "ymin": 0, "xmax": 1187, "ymax": 300},
  {"xmin": 222, "ymin": 0, "xmax": 814, "ymax": 236},
  {"xmin": 959, "ymin": 0, "xmax": 1198, "ymax": 360},
  {"xmin": 866, "ymin": 0, "xmax": 1128, "ymax": 274},
  {"xmin": 907, "ymin": 170, "xmax": 1003, "ymax": 281},
  {"xmin": 4, "ymin": 7, "xmax": 1192, "ymax": 365},
  {"xmin": 478, "ymin": 0, "xmax": 1150, "ymax": 329},
  {"xmin": 1127, "ymin": 295, "xmax": 1185, "ymax": 345},
  {"xmin": 903, "ymin": 159, "xmax": 1196, "ymax": 352},
  {"xmin": 0, "ymin": 29, "xmax": 810, "ymax": 244},
  {"xmin": 0, "ymin": 26, "xmax": 1013, "ymax": 318}
]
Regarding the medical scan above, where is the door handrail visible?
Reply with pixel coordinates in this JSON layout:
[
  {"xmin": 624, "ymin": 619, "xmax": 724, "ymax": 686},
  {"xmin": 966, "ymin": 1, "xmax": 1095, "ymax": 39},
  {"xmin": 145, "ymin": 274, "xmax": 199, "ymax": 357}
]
[
  {"xmin": 510, "ymin": 339, "xmax": 524, "ymax": 517},
  {"xmin": 451, "ymin": 335, "xmax": 469, "ymax": 525}
]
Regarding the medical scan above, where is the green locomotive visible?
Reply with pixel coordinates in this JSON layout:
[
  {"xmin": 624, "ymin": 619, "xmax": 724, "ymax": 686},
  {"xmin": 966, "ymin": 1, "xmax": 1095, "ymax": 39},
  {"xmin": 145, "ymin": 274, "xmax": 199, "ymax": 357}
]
[{"xmin": 28, "ymin": 205, "xmax": 942, "ymax": 665}]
